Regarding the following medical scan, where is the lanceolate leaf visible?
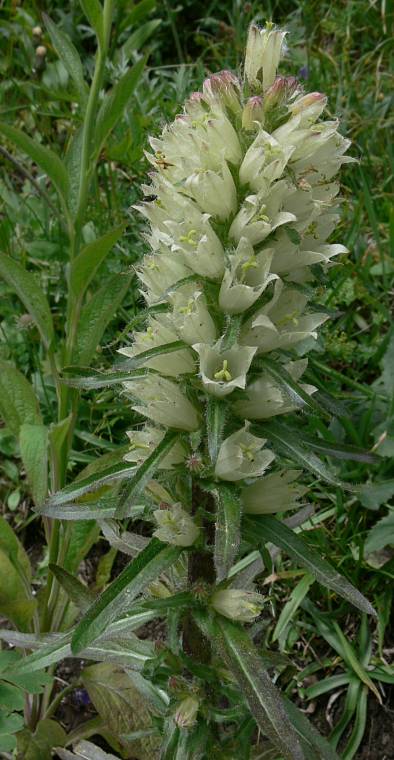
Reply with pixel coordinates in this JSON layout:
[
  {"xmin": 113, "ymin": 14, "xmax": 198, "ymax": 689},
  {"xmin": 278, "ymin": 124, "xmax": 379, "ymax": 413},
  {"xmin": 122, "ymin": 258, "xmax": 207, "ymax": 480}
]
[
  {"xmin": 42, "ymin": 460, "xmax": 136, "ymax": 509},
  {"xmin": 215, "ymin": 617, "xmax": 305, "ymax": 760},
  {"xmin": 94, "ymin": 59, "xmax": 145, "ymax": 156},
  {"xmin": 0, "ymin": 253, "xmax": 54, "ymax": 349},
  {"xmin": 48, "ymin": 564, "xmax": 96, "ymax": 612},
  {"xmin": 69, "ymin": 226, "xmax": 125, "ymax": 301},
  {"xmin": 256, "ymin": 420, "xmax": 351, "ymax": 490},
  {"xmin": 243, "ymin": 516, "xmax": 376, "ymax": 616},
  {"xmin": 214, "ymin": 485, "xmax": 242, "ymax": 582},
  {"xmin": 43, "ymin": 15, "xmax": 89, "ymax": 107},
  {"xmin": 0, "ymin": 361, "xmax": 42, "ymax": 435},
  {"xmin": 0, "ymin": 123, "xmax": 69, "ymax": 206},
  {"xmin": 206, "ymin": 397, "xmax": 227, "ymax": 465},
  {"xmin": 272, "ymin": 573, "xmax": 314, "ymax": 642},
  {"xmin": 72, "ymin": 272, "xmax": 133, "ymax": 365},
  {"xmin": 258, "ymin": 357, "xmax": 329, "ymax": 418},
  {"xmin": 19, "ymin": 423, "xmax": 48, "ymax": 506},
  {"xmin": 283, "ymin": 697, "xmax": 340, "ymax": 760},
  {"xmin": 72, "ymin": 539, "xmax": 181, "ymax": 653},
  {"xmin": 297, "ymin": 433, "xmax": 380, "ymax": 464},
  {"xmin": 115, "ymin": 430, "xmax": 180, "ymax": 518},
  {"xmin": 79, "ymin": 0, "xmax": 104, "ymax": 44},
  {"xmin": 61, "ymin": 366, "xmax": 156, "ymax": 389}
]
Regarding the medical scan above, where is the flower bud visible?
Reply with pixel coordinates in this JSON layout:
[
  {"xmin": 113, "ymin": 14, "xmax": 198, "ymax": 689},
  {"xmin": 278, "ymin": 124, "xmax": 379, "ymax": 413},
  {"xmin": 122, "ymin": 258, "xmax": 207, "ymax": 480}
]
[
  {"xmin": 242, "ymin": 96, "xmax": 264, "ymax": 131},
  {"xmin": 263, "ymin": 76, "xmax": 300, "ymax": 113},
  {"xmin": 215, "ymin": 423, "xmax": 275, "ymax": 481},
  {"xmin": 211, "ymin": 589, "xmax": 264, "ymax": 622},
  {"xmin": 124, "ymin": 427, "xmax": 186, "ymax": 469},
  {"xmin": 32, "ymin": 25, "xmax": 43, "ymax": 38},
  {"xmin": 234, "ymin": 360, "xmax": 317, "ymax": 419},
  {"xmin": 242, "ymin": 470, "xmax": 308, "ymax": 514},
  {"xmin": 153, "ymin": 503, "xmax": 199, "ymax": 547},
  {"xmin": 193, "ymin": 341, "xmax": 257, "ymax": 398},
  {"xmin": 202, "ymin": 70, "xmax": 242, "ymax": 114},
  {"xmin": 36, "ymin": 45, "xmax": 47, "ymax": 58},
  {"xmin": 244, "ymin": 24, "xmax": 287, "ymax": 90},
  {"xmin": 185, "ymin": 164, "xmax": 237, "ymax": 221},
  {"xmin": 174, "ymin": 696, "xmax": 199, "ymax": 728},
  {"xmin": 125, "ymin": 375, "xmax": 200, "ymax": 431}
]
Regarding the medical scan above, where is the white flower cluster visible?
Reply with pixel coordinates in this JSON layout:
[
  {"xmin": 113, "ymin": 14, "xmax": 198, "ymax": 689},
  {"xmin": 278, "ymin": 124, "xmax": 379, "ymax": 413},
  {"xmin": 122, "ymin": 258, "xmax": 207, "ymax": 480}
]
[{"xmin": 122, "ymin": 24, "xmax": 353, "ymax": 540}]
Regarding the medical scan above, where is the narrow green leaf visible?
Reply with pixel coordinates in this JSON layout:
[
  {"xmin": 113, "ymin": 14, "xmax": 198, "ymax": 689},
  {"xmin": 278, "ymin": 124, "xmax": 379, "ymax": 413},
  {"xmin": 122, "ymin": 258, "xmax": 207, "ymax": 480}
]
[
  {"xmin": 342, "ymin": 685, "xmax": 368, "ymax": 760},
  {"xmin": 272, "ymin": 573, "xmax": 314, "ymax": 642},
  {"xmin": 19, "ymin": 424, "xmax": 48, "ymax": 507},
  {"xmin": 214, "ymin": 485, "xmax": 242, "ymax": 582},
  {"xmin": 0, "ymin": 123, "xmax": 69, "ymax": 205},
  {"xmin": 69, "ymin": 226, "xmax": 124, "ymax": 301},
  {"xmin": 43, "ymin": 15, "xmax": 89, "ymax": 107},
  {"xmin": 243, "ymin": 516, "xmax": 376, "ymax": 616},
  {"xmin": 72, "ymin": 272, "xmax": 133, "ymax": 365},
  {"xmin": 94, "ymin": 59, "xmax": 145, "ymax": 156},
  {"xmin": 258, "ymin": 357, "xmax": 329, "ymax": 418},
  {"xmin": 296, "ymin": 433, "xmax": 380, "ymax": 464},
  {"xmin": 72, "ymin": 539, "xmax": 181, "ymax": 653},
  {"xmin": 61, "ymin": 366, "xmax": 155, "ymax": 389},
  {"xmin": 215, "ymin": 617, "xmax": 305, "ymax": 760},
  {"xmin": 64, "ymin": 126, "xmax": 83, "ymax": 217},
  {"xmin": 115, "ymin": 430, "xmax": 179, "ymax": 518},
  {"xmin": 257, "ymin": 420, "xmax": 350, "ymax": 489},
  {"xmin": 79, "ymin": 0, "xmax": 104, "ymax": 44},
  {"xmin": 0, "ymin": 254, "xmax": 54, "ymax": 349},
  {"xmin": 49, "ymin": 564, "xmax": 96, "ymax": 612},
  {"xmin": 283, "ymin": 697, "xmax": 340, "ymax": 760},
  {"xmin": 0, "ymin": 360, "xmax": 42, "ymax": 435},
  {"xmin": 206, "ymin": 396, "xmax": 227, "ymax": 465},
  {"xmin": 42, "ymin": 460, "xmax": 135, "ymax": 509},
  {"xmin": 116, "ymin": 20, "xmax": 161, "ymax": 63},
  {"xmin": 39, "ymin": 496, "xmax": 120, "ymax": 520},
  {"xmin": 119, "ymin": 0, "xmax": 156, "ymax": 30}
]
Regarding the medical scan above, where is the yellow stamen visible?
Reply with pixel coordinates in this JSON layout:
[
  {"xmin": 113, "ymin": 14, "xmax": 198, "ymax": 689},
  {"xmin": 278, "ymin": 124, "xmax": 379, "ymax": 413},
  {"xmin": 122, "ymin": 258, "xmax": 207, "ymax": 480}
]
[{"xmin": 214, "ymin": 359, "xmax": 232, "ymax": 382}]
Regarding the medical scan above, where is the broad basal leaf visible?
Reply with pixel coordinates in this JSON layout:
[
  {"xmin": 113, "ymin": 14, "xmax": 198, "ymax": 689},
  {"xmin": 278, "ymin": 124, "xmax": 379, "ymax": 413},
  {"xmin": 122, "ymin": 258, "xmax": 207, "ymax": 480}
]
[
  {"xmin": 0, "ymin": 254, "xmax": 54, "ymax": 349},
  {"xmin": 0, "ymin": 361, "xmax": 42, "ymax": 435}
]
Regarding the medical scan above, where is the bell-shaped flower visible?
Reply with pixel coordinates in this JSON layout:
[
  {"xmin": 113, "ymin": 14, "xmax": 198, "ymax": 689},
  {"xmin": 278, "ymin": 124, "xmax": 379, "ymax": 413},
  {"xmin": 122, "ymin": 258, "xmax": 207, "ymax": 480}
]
[
  {"xmin": 242, "ymin": 470, "xmax": 308, "ymax": 514},
  {"xmin": 125, "ymin": 375, "xmax": 200, "ymax": 431},
  {"xmin": 241, "ymin": 280, "xmax": 329, "ymax": 353},
  {"xmin": 214, "ymin": 423, "xmax": 275, "ymax": 481},
  {"xmin": 211, "ymin": 588, "xmax": 264, "ymax": 622},
  {"xmin": 137, "ymin": 250, "xmax": 191, "ymax": 304},
  {"xmin": 270, "ymin": 230, "xmax": 347, "ymax": 275},
  {"xmin": 124, "ymin": 426, "xmax": 186, "ymax": 469},
  {"xmin": 239, "ymin": 130, "xmax": 294, "ymax": 193},
  {"xmin": 219, "ymin": 238, "xmax": 276, "ymax": 314},
  {"xmin": 185, "ymin": 163, "xmax": 237, "ymax": 221},
  {"xmin": 153, "ymin": 503, "xmax": 199, "ymax": 547},
  {"xmin": 193, "ymin": 341, "xmax": 257, "ymax": 398},
  {"xmin": 244, "ymin": 24, "xmax": 287, "ymax": 90},
  {"xmin": 229, "ymin": 180, "xmax": 296, "ymax": 246},
  {"xmin": 119, "ymin": 318, "xmax": 195, "ymax": 376},
  {"xmin": 234, "ymin": 359, "xmax": 316, "ymax": 419},
  {"xmin": 168, "ymin": 215, "xmax": 225, "ymax": 279},
  {"xmin": 169, "ymin": 284, "xmax": 217, "ymax": 345}
]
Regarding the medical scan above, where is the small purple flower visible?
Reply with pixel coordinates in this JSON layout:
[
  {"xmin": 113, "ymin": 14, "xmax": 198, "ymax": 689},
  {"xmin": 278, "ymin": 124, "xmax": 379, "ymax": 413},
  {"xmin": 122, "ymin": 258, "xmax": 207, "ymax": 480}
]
[
  {"xmin": 73, "ymin": 688, "xmax": 90, "ymax": 707},
  {"xmin": 298, "ymin": 65, "xmax": 309, "ymax": 80}
]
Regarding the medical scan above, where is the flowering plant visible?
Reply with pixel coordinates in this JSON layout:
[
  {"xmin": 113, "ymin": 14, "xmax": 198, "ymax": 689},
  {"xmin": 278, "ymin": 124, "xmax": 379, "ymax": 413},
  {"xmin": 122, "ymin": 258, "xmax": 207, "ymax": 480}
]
[{"xmin": 36, "ymin": 22, "xmax": 376, "ymax": 760}]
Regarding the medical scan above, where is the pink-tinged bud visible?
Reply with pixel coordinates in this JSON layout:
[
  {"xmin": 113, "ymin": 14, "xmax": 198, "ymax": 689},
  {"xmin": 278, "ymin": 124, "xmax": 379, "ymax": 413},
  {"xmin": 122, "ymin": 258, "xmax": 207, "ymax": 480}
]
[
  {"xmin": 174, "ymin": 696, "xmax": 199, "ymax": 728},
  {"xmin": 290, "ymin": 92, "xmax": 327, "ymax": 125},
  {"xmin": 264, "ymin": 76, "xmax": 301, "ymax": 112},
  {"xmin": 242, "ymin": 96, "xmax": 264, "ymax": 130},
  {"xmin": 202, "ymin": 70, "xmax": 241, "ymax": 114}
]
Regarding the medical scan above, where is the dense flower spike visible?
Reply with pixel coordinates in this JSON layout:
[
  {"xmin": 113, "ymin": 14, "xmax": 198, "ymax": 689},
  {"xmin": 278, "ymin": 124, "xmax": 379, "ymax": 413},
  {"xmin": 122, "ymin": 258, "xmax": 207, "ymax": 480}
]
[{"xmin": 123, "ymin": 23, "xmax": 353, "ymax": 526}]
